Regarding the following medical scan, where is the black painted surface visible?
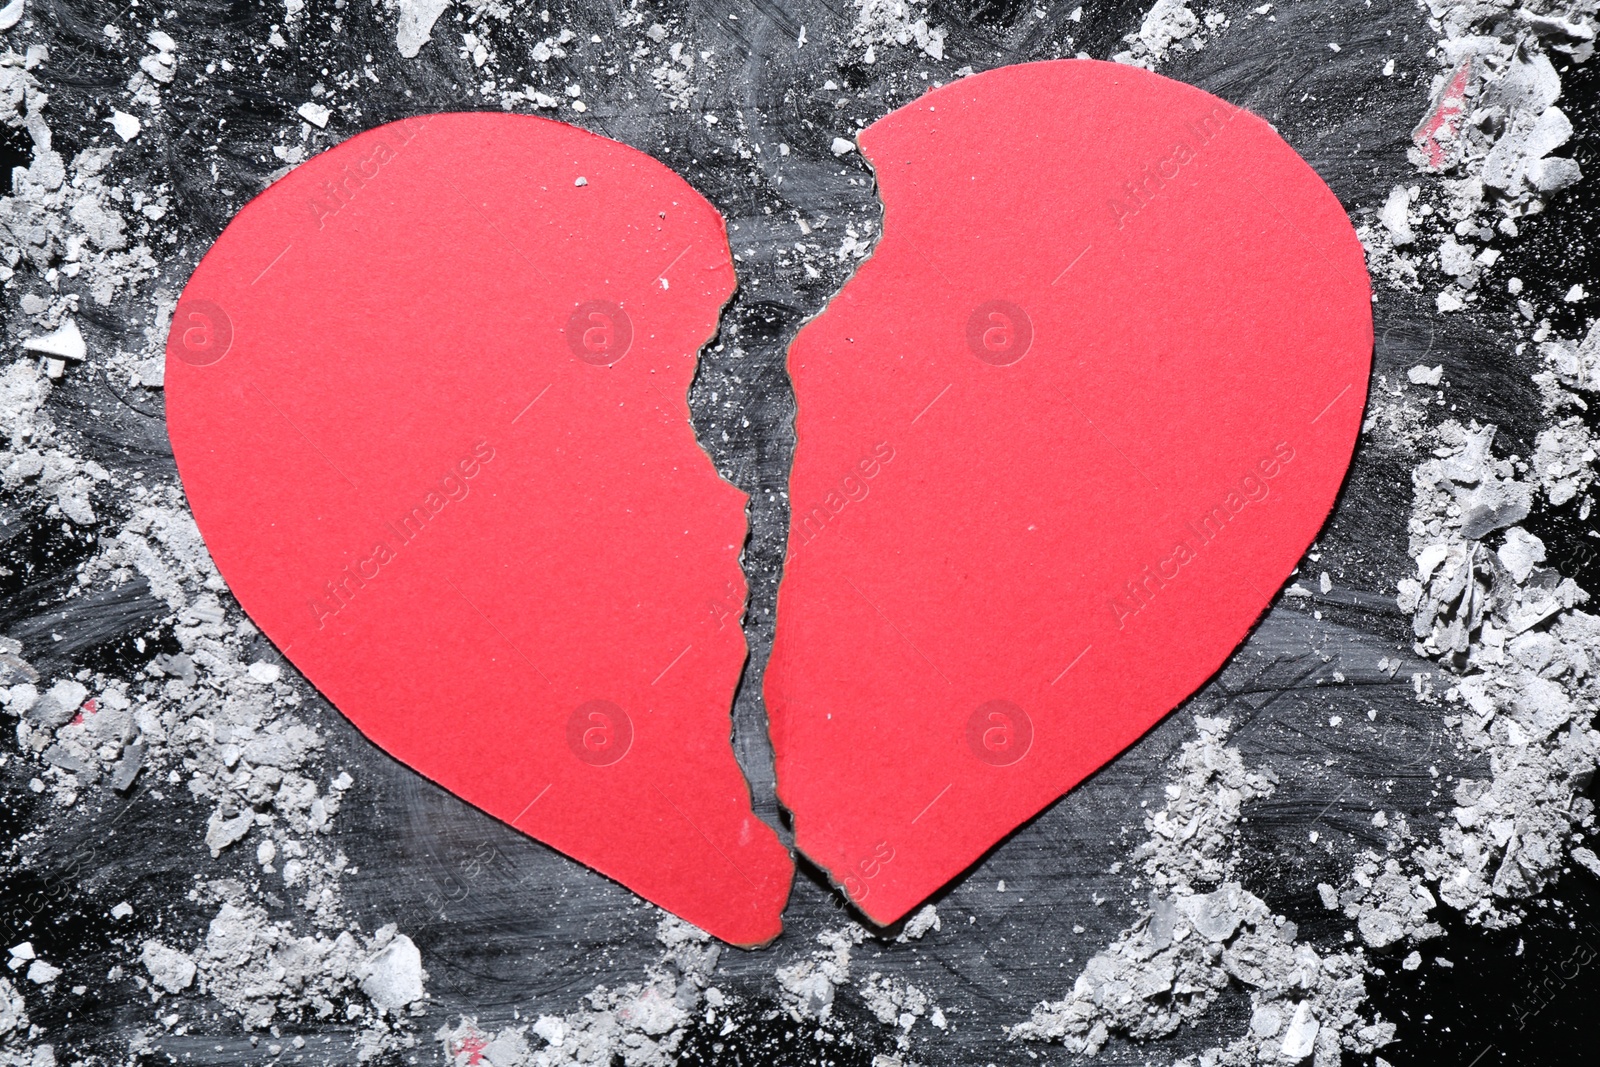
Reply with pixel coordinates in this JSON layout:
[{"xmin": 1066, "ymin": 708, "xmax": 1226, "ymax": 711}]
[{"xmin": 2, "ymin": 0, "xmax": 1598, "ymax": 1062}]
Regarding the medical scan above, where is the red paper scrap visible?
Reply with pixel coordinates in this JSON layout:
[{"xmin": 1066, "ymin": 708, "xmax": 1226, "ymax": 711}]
[
  {"xmin": 766, "ymin": 60, "xmax": 1372, "ymax": 925},
  {"xmin": 166, "ymin": 113, "xmax": 792, "ymax": 946},
  {"xmin": 1412, "ymin": 57, "xmax": 1474, "ymax": 172}
]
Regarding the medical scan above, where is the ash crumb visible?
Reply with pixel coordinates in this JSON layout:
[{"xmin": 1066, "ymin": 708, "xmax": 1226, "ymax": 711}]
[
  {"xmin": 776, "ymin": 925, "xmax": 865, "ymax": 1022},
  {"xmin": 895, "ymin": 905, "xmax": 940, "ymax": 942},
  {"xmin": 859, "ymin": 970, "xmax": 941, "ymax": 1049},
  {"xmin": 1133, "ymin": 716, "xmax": 1277, "ymax": 893},
  {"xmin": 189, "ymin": 896, "xmax": 426, "ymax": 1053},
  {"xmin": 1572, "ymin": 846, "xmax": 1600, "ymax": 878},
  {"xmin": 774, "ymin": 921, "xmax": 943, "ymax": 1051},
  {"xmin": 139, "ymin": 940, "xmax": 196, "ymax": 994},
  {"xmin": 1330, "ymin": 855, "xmax": 1444, "ymax": 948},
  {"xmin": 850, "ymin": 0, "xmax": 948, "ymax": 61},
  {"xmin": 393, "ymin": 0, "xmax": 453, "ymax": 58},
  {"xmin": 359, "ymin": 931, "xmax": 426, "ymax": 1014},
  {"xmin": 1531, "ymin": 417, "xmax": 1595, "ymax": 505},
  {"xmin": 433, "ymin": 916, "xmax": 721, "ymax": 1067},
  {"xmin": 22, "ymin": 962, "xmax": 57, "ymax": 987},
  {"xmin": 1112, "ymin": 0, "xmax": 1211, "ymax": 68},
  {"xmin": 438, "ymin": 1017, "xmax": 530, "ymax": 1066}
]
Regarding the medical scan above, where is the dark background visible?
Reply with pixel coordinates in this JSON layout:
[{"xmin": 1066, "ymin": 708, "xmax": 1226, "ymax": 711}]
[{"xmin": 3, "ymin": 0, "xmax": 1599, "ymax": 1062}]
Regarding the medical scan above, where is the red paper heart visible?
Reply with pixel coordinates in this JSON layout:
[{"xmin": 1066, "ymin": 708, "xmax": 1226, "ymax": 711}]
[
  {"xmin": 766, "ymin": 60, "xmax": 1372, "ymax": 925},
  {"xmin": 165, "ymin": 113, "xmax": 792, "ymax": 945}
]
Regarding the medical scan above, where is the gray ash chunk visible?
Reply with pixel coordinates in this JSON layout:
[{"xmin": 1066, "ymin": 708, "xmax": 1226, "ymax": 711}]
[
  {"xmin": 24, "ymin": 679, "xmax": 86, "ymax": 729},
  {"xmin": 109, "ymin": 742, "xmax": 144, "ymax": 792},
  {"xmin": 140, "ymin": 940, "xmax": 196, "ymax": 993}
]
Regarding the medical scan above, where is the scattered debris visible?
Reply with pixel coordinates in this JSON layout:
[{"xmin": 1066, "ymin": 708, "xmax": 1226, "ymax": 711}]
[
  {"xmin": 296, "ymin": 100, "xmax": 331, "ymax": 128},
  {"xmin": 1016, "ymin": 719, "xmax": 1395, "ymax": 1063},
  {"xmin": 22, "ymin": 961, "xmax": 57, "ymax": 987},
  {"xmin": 895, "ymin": 905, "xmax": 941, "ymax": 943},
  {"xmin": 0, "ymin": 973, "xmax": 46, "ymax": 1067},
  {"xmin": 1328, "ymin": 855, "xmax": 1444, "ymax": 948},
  {"xmin": 1116, "ymin": 0, "xmax": 1203, "ymax": 67},
  {"xmin": 0, "ymin": 53, "xmax": 425, "ymax": 1056},
  {"xmin": 1399, "ymin": 423, "xmax": 1600, "ymax": 924},
  {"xmin": 359, "ymin": 932, "xmax": 426, "ymax": 1014},
  {"xmin": 435, "ymin": 917, "xmax": 720, "ymax": 1067},
  {"xmin": 851, "ymin": 0, "xmax": 948, "ymax": 61},
  {"xmin": 394, "ymin": 0, "xmax": 451, "ymax": 58},
  {"xmin": 777, "ymin": 925, "xmax": 866, "ymax": 1023},
  {"xmin": 21, "ymin": 318, "xmax": 84, "ymax": 367},
  {"xmin": 107, "ymin": 110, "xmax": 140, "ymax": 141},
  {"xmin": 139, "ymin": 941, "xmax": 196, "ymax": 994},
  {"xmin": 192, "ymin": 898, "xmax": 425, "ymax": 1039}
]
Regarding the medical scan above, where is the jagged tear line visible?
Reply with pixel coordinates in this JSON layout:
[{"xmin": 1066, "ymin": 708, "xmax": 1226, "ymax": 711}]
[
  {"xmin": 757, "ymin": 136, "xmax": 890, "ymax": 913},
  {"xmin": 681, "ymin": 260, "xmax": 795, "ymax": 874}
]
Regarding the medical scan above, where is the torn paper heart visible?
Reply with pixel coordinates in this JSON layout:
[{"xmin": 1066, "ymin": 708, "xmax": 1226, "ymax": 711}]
[
  {"xmin": 766, "ymin": 60, "xmax": 1372, "ymax": 925},
  {"xmin": 165, "ymin": 113, "xmax": 792, "ymax": 946}
]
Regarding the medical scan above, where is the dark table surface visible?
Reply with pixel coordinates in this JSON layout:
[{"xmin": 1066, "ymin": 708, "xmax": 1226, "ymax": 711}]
[{"xmin": 3, "ymin": 0, "xmax": 1599, "ymax": 1063}]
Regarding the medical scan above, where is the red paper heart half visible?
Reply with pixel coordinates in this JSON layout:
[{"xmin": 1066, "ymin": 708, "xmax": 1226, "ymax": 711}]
[
  {"xmin": 766, "ymin": 60, "xmax": 1372, "ymax": 925},
  {"xmin": 165, "ymin": 113, "xmax": 792, "ymax": 946}
]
